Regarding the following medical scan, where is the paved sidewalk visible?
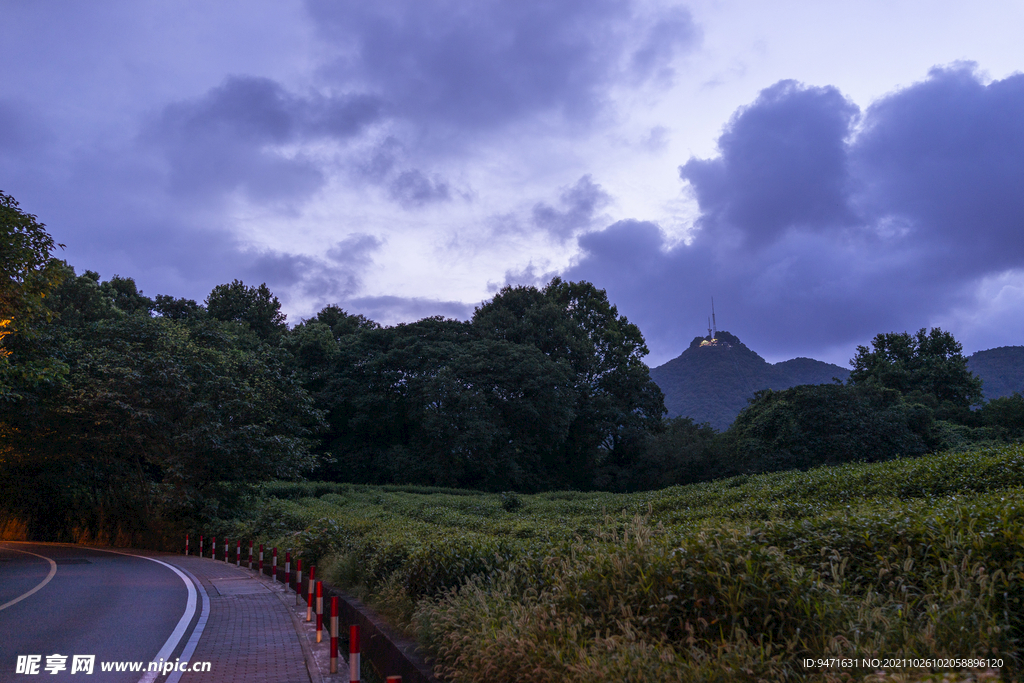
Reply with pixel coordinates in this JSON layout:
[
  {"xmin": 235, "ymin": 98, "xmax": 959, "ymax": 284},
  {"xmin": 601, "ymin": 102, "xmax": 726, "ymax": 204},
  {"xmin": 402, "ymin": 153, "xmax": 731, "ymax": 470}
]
[{"xmin": 159, "ymin": 555, "xmax": 348, "ymax": 683}]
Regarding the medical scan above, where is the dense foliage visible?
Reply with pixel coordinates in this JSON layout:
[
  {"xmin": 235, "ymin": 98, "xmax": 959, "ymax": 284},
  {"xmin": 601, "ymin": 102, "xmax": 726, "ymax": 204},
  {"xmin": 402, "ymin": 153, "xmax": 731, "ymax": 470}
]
[
  {"xmin": 236, "ymin": 444, "xmax": 1024, "ymax": 682},
  {"xmin": 0, "ymin": 265, "xmax": 323, "ymax": 543},
  {"xmin": 850, "ymin": 328, "xmax": 984, "ymax": 410},
  {"xmin": 727, "ymin": 383, "xmax": 931, "ymax": 471},
  {"xmin": 0, "ymin": 191, "xmax": 66, "ymax": 397},
  {"xmin": 292, "ymin": 280, "xmax": 665, "ymax": 492}
]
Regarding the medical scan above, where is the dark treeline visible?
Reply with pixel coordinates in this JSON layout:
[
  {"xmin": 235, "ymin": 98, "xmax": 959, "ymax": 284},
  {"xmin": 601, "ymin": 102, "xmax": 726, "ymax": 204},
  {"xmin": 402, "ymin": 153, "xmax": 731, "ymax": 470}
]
[{"xmin": 3, "ymin": 190, "xmax": 1023, "ymax": 543}]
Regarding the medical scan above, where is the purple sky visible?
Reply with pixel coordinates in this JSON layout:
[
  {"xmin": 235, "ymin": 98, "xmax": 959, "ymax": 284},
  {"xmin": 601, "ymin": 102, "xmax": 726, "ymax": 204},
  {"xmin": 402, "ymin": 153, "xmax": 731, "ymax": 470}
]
[{"xmin": 3, "ymin": 0, "xmax": 1024, "ymax": 366}]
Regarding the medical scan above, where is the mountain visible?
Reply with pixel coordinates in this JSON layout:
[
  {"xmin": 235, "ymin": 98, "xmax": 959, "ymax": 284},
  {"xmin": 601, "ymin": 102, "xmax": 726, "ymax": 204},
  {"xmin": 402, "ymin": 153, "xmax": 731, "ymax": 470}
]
[
  {"xmin": 967, "ymin": 346, "xmax": 1024, "ymax": 399},
  {"xmin": 649, "ymin": 331, "xmax": 850, "ymax": 430}
]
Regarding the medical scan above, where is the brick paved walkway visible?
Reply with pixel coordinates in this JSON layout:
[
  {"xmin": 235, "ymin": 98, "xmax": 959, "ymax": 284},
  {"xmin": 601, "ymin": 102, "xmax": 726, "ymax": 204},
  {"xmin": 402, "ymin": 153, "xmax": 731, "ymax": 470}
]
[{"xmin": 156, "ymin": 555, "xmax": 347, "ymax": 683}]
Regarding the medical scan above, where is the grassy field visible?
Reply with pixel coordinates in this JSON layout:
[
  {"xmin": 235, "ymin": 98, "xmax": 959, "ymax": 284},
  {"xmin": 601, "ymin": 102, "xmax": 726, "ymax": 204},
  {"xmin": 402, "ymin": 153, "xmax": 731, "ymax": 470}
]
[{"xmin": 230, "ymin": 444, "xmax": 1024, "ymax": 682}]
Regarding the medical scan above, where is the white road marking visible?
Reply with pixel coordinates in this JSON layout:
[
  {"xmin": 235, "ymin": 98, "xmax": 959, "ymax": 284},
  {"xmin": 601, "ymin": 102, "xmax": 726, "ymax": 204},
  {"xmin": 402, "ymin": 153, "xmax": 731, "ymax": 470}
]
[
  {"xmin": 165, "ymin": 566, "xmax": 211, "ymax": 683},
  {"xmin": 2, "ymin": 543, "xmax": 206, "ymax": 682},
  {"xmin": 68, "ymin": 547, "xmax": 199, "ymax": 683},
  {"xmin": 0, "ymin": 545, "xmax": 58, "ymax": 612}
]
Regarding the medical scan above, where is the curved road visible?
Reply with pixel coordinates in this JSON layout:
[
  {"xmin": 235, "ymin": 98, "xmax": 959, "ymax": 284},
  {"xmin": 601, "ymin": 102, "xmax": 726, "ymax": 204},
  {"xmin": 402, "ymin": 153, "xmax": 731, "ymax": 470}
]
[{"xmin": 0, "ymin": 543, "xmax": 197, "ymax": 682}]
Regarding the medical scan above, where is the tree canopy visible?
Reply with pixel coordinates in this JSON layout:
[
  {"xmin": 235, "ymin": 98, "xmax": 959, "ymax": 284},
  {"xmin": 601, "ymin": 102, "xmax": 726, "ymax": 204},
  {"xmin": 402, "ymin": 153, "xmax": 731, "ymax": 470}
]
[
  {"xmin": 849, "ymin": 328, "xmax": 983, "ymax": 408},
  {"xmin": 295, "ymin": 280, "xmax": 665, "ymax": 492},
  {"xmin": 206, "ymin": 279, "xmax": 287, "ymax": 341},
  {"xmin": 1, "ymin": 191, "xmax": 67, "ymax": 397}
]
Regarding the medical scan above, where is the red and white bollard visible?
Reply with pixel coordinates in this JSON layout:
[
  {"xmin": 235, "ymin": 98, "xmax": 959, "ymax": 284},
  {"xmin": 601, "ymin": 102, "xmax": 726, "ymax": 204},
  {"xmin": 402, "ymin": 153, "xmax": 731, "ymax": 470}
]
[
  {"xmin": 329, "ymin": 597, "xmax": 339, "ymax": 674},
  {"xmin": 272, "ymin": 547, "xmax": 278, "ymax": 581},
  {"xmin": 185, "ymin": 534, "xmax": 189, "ymax": 556},
  {"xmin": 199, "ymin": 535, "xmax": 204, "ymax": 558},
  {"xmin": 295, "ymin": 560, "xmax": 303, "ymax": 605},
  {"xmin": 349, "ymin": 624, "xmax": 360, "ymax": 682},
  {"xmin": 248, "ymin": 540, "xmax": 253, "ymax": 570},
  {"xmin": 212, "ymin": 537, "xmax": 216, "ymax": 561},
  {"xmin": 223, "ymin": 539, "xmax": 229, "ymax": 563},
  {"xmin": 285, "ymin": 551, "xmax": 291, "ymax": 588},
  {"xmin": 236, "ymin": 540, "xmax": 241, "ymax": 566},
  {"xmin": 259, "ymin": 544, "xmax": 264, "ymax": 573},
  {"xmin": 306, "ymin": 566, "xmax": 315, "ymax": 621},
  {"xmin": 315, "ymin": 581, "xmax": 323, "ymax": 643}
]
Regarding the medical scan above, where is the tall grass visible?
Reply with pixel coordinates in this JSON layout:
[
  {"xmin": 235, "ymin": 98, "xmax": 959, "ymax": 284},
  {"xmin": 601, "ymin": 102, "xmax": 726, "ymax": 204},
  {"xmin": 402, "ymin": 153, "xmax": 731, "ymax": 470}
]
[{"xmin": 243, "ymin": 445, "xmax": 1023, "ymax": 681}]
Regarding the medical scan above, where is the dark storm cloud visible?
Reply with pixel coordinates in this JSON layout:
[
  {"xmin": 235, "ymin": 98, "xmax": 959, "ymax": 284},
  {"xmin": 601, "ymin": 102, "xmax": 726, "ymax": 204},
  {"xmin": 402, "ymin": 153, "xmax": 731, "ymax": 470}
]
[
  {"xmin": 680, "ymin": 80, "xmax": 859, "ymax": 246},
  {"xmin": 565, "ymin": 65, "xmax": 1024, "ymax": 365},
  {"xmin": 305, "ymin": 0, "xmax": 699, "ymax": 131},
  {"xmin": 851, "ymin": 65, "xmax": 1024, "ymax": 275},
  {"xmin": 149, "ymin": 75, "xmax": 382, "ymax": 202},
  {"xmin": 532, "ymin": 174, "xmax": 611, "ymax": 240},
  {"xmin": 240, "ymin": 235, "xmax": 386, "ymax": 309}
]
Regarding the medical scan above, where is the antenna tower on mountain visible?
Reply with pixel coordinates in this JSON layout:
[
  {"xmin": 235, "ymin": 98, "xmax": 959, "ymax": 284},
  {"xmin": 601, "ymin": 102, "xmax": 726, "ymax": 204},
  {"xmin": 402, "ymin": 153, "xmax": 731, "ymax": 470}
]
[{"xmin": 712, "ymin": 298, "xmax": 717, "ymax": 339}]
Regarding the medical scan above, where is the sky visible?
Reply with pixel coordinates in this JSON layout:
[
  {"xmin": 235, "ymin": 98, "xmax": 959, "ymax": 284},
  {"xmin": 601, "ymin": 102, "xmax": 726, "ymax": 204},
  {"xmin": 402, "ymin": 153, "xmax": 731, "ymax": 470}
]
[{"xmin": 2, "ymin": 0, "xmax": 1024, "ymax": 367}]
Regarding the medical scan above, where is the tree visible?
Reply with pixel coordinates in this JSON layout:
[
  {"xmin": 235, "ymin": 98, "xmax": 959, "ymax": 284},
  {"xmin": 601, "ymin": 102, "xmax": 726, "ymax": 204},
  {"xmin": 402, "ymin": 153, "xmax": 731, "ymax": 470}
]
[
  {"xmin": 101, "ymin": 275, "xmax": 154, "ymax": 315},
  {"xmin": 206, "ymin": 280, "xmax": 286, "ymax": 341},
  {"xmin": 1, "ymin": 191, "xmax": 63, "ymax": 326},
  {"xmin": 311, "ymin": 316, "xmax": 577, "ymax": 491},
  {"xmin": 726, "ymin": 383, "xmax": 929, "ymax": 474},
  {"xmin": 616, "ymin": 416, "xmax": 719, "ymax": 491},
  {"xmin": 849, "ymin": 328, "xmax": 983, "ymax": 409},
  {"xmin": 154, "ymin": 294, "xmax": 203, "ymax": 320},
  {"xmin": 0, "ymin": 313, "xmax": 323, "ymax": 541},
  {"xmin": 307, "ymin": 304, "xmax": 378, "ymax": 339},
  {"xmin": 978, "ymin": 392, "xmax": 1024, "ymax": 438},
  {"xmin": 1, "ymin": 191, "xmax": 66, "ymax": 397},
  {"xmin": 473, "ymin": 278, "xmax": 665, "ymax": 488}
]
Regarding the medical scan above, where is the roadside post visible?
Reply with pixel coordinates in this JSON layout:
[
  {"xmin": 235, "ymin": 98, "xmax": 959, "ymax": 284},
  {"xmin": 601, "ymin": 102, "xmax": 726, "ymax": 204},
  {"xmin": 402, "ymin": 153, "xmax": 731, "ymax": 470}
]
[
  {"xmin": 306, "ymin": 566, "xmax": 315, "ymax": 621},
  {"xmin": 349, "ymin": 624, "xmax": 360, "ymax": 682},
  {"xmin": 329, "ymin": 597, "xmax": 339, "ymax": 674},
  {"xmin": 315, "ymin": 581, "xmax": 323, "ymax": 643}
]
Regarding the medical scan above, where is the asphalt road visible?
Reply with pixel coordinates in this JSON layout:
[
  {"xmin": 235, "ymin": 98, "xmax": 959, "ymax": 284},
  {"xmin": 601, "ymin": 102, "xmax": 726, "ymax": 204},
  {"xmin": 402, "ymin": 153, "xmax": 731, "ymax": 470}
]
[{"xmin": 0, "ymin": 543, "xmax": 196, "ymax": 683}]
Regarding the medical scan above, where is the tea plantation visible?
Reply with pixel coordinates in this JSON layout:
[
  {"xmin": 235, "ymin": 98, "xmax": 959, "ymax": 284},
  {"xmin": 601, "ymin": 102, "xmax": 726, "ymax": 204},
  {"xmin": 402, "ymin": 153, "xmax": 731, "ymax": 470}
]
[{"xmin": 229, "ymin": 444, "xmax": 1024, "ymax": 682}]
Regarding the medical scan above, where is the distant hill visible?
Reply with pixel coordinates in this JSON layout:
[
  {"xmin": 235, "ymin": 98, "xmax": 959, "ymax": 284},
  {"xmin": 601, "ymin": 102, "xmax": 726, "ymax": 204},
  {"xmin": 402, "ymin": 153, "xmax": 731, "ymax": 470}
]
[
  {"xmin": 649, "ymin": 331, "xmax": 850, "ymax": 430},
  {"xmin": 967, "ymin": 346, "xmax": 1024, "ymax": 399}
]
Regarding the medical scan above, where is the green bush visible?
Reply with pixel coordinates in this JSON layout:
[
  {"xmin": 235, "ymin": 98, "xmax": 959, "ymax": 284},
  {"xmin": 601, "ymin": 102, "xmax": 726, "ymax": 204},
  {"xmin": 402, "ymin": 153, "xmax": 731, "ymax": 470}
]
[{"xmin": 236, "ymin": 444, "xmax": 1024, "ymax": 681}]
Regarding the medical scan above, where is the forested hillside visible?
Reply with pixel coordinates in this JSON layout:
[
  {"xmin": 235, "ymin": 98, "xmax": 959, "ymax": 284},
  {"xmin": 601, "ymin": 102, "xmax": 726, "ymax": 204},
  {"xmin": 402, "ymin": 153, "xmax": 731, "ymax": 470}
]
[
  {"xmin": 649, "ymin": 331, "xmax": 849, "ymax": 429},
  {"xmin": 968, "ymin": 345, "xmax": 1024, "ymax": 399}
]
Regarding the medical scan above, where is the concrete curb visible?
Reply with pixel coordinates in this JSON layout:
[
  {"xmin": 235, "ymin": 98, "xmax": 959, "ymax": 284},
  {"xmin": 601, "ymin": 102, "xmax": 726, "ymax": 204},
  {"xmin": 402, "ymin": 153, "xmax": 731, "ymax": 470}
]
[
  {"xmin": 192, "ymin": 540, "xmax": 442, "ymax": 683},
  {"xmin": 327, "ymin": 587, "xmax": 441, "ymax": 683}
]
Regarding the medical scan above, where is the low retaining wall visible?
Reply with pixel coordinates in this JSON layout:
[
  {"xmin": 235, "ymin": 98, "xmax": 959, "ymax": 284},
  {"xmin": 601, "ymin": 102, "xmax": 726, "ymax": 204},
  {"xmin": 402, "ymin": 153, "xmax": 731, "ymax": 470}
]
[{"xmin": 186, "ymin": 534, "xmax": 440, "ymax": 683}]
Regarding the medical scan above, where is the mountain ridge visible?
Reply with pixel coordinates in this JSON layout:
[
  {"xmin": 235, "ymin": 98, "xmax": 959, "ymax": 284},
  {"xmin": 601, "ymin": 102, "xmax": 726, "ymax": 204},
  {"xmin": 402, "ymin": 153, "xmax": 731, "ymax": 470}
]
[
  {"xmin": 651, "ymin": 335, "xmax": 1024, "ymax": 431},
  {"xmin": 649, "ymin": 331, "xmax": 850, "ymax": 430}
]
